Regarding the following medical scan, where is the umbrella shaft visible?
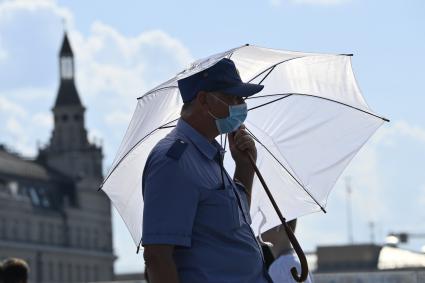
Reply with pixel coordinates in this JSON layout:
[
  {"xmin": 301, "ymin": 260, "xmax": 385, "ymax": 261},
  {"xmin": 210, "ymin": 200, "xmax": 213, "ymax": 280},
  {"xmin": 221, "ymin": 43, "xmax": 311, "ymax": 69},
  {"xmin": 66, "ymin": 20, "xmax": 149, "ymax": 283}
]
[{"xmin": 246, "ymin": 152, "xmax": 309, "ymax": 283}]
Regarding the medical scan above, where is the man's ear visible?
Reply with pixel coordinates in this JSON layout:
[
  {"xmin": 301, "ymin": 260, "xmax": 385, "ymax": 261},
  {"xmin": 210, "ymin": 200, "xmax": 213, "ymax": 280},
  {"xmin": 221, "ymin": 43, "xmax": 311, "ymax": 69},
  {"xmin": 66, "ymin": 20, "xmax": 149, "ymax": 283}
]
[{"xmin": 196, "ymin": 91, "xmax": 209, "ymax": 112}]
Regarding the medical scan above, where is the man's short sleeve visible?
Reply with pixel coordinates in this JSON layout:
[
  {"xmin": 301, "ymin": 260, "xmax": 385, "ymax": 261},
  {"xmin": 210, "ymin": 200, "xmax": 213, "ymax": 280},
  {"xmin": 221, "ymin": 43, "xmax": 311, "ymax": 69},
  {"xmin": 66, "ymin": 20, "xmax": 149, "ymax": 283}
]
[{"xmin": 142, "ymin": 156, "xmax": 200, "ymax": 248}]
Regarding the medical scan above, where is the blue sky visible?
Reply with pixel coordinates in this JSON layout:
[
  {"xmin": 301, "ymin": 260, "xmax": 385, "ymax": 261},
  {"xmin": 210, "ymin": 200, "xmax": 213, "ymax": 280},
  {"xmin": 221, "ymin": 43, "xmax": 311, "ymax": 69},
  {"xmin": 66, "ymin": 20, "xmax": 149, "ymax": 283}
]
[{"xmin": 1, "ymin": 0, "xmax": 424, "ymax": 274}]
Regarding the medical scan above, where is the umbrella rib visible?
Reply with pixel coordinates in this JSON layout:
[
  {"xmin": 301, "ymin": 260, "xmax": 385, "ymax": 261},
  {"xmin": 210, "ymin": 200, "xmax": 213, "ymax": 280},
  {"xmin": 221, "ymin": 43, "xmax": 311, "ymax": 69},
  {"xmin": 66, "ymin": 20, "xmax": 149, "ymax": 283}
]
[
  {"xmin": 292, "ymin": 93, "xmax": 390, "ymax": 122},
  {"xmin": 137, "ymin": 86, "xmax": 178, "ymax": 100},
  {"xmin": 99, "ymin": 118, "xmax": 179, "ymax": 189},
  {"xmin": 257, "ymin": 65, "xmax": 276, "ymax": 85},
  {"xmin": 248, "ymin": 94, "xmax": 293, "ymax": 111},
  {"xmin": 246, "ymin": 56, "xmax": 306, "ymax": 84},
  {"xmin": 247, "ymin": 92, "xmax": 389, "ymax": 122},
  {"xmin": 244, "ymin": 127, "xmax": 327, "ymax": 213}
]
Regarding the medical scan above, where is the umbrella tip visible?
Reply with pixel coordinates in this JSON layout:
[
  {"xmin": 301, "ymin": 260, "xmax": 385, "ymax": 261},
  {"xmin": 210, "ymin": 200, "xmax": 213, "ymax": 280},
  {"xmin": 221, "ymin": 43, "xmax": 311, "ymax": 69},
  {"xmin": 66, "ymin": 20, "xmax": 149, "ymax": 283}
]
[
  {"xmin": 321, "ymin": 207, "xmax": 327, "ymax": 214},
  {"xmin": 245, "ymin": 43, "xmax": 250, "ymax": 46},
  {"xmin": 383, "ymin": 117, "xmax": 390, "ymax": 122},
  {"xmin": 340, "ymin": 53, "xmax": 353, "ymax": 56}
]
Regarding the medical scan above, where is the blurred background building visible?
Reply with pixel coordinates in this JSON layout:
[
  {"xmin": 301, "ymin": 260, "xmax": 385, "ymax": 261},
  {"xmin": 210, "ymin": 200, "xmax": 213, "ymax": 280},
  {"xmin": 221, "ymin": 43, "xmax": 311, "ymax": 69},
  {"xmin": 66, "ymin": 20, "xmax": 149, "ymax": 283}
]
[
  {"xmin": 0, "ymin": 33, "xmax": 115, "ymax": 283},
  {"xmin": 308, "ymin": 243, "xmax": 425, "ymax": 283}
]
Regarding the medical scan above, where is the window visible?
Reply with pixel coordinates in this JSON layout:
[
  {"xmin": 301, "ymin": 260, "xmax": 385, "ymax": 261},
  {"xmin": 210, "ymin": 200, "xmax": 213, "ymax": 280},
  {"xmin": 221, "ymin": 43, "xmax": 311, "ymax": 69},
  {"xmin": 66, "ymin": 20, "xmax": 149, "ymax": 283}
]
[
  {"xmin": 85, "ymin": 265, "xmax": 90, "ymax": 282},
  {"xmin": 93, "ymin": 229, "xmax": 99, "ymax": 249},
  {"xmin": 62, "ymin": 115, "xmax": 68, "ymax": 122},
  {"xmin": 84, "ymin": 227, "xmax": 90, "ymax": 248},
  {"xmin": 48, "ymin": 261, "xmax": 54, "ymax": 281},
  {"xmin": 67, "ymin": 263, "xmax": 73, "ymax": 282},
  {"xmin": 76, "ymin": 227, "xmax": 81, "ymax": 247},
  {"xmin": 39, "ymin": 222, "xmax": 45, "ymax": 243},
  {"xmin": 9, "ymin": 181, "xmax": 18, "ymax": 196},
  {"xmin": 58, "ymin": 262, "xmax": 63, "ymax": 282},
  {"xmin": 56, "ymin": 224, "xmax": 63, "ymax": 245},
  {"xmin": 0, "ymin": 179, "xmax": 7, "ymax": 192},
  {"xmin": 0, "ymin": 218, "xmax": 6, "ymax": 238},
  {"xmin": 24, "ymin": 220, "xmax": 30, "ymax": 242},
  {"xmin": 76, "ymin": 265, "xmax": 81, "ymax": 282},
  {"xmin": 61, "ymin": 57, "xmax": 73, "ymax": 79},
  {"xmin": 47, "ymin": 223, "xmax": 54, "ymax": 243},
  {"xmin": 94, "ymin": 265, "xmax": 99, "ymax": 281},
  {"xmin": 12, "ymin": 219, "xmax": 18, "ymax": 239},
  {"xmin": 29, "ymin": 187, "xmax": 40, "ymax": 206}
]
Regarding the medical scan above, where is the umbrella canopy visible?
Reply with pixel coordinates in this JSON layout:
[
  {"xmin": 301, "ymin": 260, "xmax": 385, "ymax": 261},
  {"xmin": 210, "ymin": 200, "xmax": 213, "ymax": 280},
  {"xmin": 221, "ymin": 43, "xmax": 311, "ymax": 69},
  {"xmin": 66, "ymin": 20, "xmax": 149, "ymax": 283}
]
[{"xmin": 100, "ymin": 44, "xmax": 388, "ymax": 248}]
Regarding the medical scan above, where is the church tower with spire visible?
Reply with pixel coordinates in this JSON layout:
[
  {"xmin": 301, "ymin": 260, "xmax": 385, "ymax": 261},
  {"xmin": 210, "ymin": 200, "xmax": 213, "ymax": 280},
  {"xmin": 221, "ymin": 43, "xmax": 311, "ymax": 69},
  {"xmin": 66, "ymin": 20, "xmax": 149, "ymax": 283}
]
[
  {"xmin": 39, "ymin": 33, "xmax": 103, "ymax": 181},
  {"xmin": 0, "ymin": 32, "xmax": 115, "ymax": 283}
]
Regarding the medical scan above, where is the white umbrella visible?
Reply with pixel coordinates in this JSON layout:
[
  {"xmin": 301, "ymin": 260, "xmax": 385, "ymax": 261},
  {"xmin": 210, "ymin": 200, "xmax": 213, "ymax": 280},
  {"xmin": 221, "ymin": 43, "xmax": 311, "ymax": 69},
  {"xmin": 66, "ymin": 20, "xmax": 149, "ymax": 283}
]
[{"xmin": 100, "ymin": 44, "xmax": 388, "ymax": 279}]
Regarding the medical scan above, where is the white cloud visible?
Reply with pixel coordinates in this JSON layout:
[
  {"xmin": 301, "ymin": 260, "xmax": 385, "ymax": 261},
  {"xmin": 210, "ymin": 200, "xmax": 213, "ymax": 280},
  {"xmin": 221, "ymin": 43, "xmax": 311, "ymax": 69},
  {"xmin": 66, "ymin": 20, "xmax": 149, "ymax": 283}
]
[
  {"xmin": 0, "ymin": 0, "xmax": 73, "ymax": 23},
  {"xmin": 372, "ymin": 120, "xmax": 425, "ymax": 146},
  {"xmin": 32, "ymin": 111, "xmax": 52, "ymax": 128},
  {"xmin": 4, "ymin": 116, "xmax": 35, "ymax": 156},
  {"xmin": 0, "ymin": 39, "xmax": 7, "ymax": 62},
  {"xmin": 419, "ymin": 184, "xmax": 425, "ymax": 205},
  {"xmin": 0, "ymin": 95, "xmax": 27, "ymax": 117},
  {"xmin": 6, "ymin": 116, "xmax": 24, "ymax": 136},
  {"xmin": 292, "ymin": 0, "xmax": 348, "ymax": 4},
  {"xmin": 341, "ymin": 120, "xmax": 425, "ymax": 220},
  {"xmin": 0, "ymin": 0, "xmax": 74, "ymax": 90},
  {"xmin": 105, "ymin": 110, "xmax": 132, "ymax": 126},
  {"xmin": 0, "ymin": 0, "xmax": 193, "ymax": 166},
  {"xmin": 270, "ymin": 0, "xmax": 349, "ymax": 6}
]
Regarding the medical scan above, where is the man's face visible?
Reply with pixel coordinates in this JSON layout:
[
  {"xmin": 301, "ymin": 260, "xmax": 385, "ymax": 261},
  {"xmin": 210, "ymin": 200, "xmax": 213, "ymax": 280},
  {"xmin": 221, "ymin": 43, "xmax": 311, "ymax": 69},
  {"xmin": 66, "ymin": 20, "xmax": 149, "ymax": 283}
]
[{"xmin": 207, "ymin": 91, "xmax": 245, "ymax": 119}]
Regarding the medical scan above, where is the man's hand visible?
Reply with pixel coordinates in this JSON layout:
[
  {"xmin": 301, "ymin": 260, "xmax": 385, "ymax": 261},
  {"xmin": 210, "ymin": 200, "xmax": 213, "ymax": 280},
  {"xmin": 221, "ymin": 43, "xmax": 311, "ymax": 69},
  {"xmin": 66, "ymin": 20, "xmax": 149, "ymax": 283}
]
[
  {"xmin": 228, "ymin": 124, "xmax": 257, "ymax": 165},
  {"xmin": 228, "ymin": 125, "xmax": 257, "ymax": 206}
]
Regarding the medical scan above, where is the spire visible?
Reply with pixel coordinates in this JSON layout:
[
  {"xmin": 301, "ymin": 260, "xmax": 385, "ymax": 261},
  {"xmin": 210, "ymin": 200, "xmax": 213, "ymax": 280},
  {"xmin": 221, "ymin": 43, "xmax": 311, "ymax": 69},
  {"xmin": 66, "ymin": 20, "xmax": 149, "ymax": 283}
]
[
  {"xmin": 54, "ymin": 32, "xmax": 82, "ymax": 108},
  {"xmin": 59, "ymin": 33, "xmax": 73, "ymax": 57}
]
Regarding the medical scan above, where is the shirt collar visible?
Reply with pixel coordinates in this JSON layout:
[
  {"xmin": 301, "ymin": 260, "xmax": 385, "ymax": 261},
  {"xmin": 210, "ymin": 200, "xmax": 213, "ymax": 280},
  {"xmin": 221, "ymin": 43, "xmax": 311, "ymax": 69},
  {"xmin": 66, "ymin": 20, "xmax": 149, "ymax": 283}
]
[{"xmin": 176, "ymin": 119, "xmax": 224, "ymax": 160}]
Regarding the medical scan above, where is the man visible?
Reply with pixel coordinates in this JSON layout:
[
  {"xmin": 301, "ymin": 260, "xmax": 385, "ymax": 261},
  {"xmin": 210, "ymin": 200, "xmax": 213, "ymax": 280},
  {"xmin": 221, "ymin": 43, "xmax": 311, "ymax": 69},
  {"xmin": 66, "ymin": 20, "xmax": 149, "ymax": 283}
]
[
  {"xmin": 142, "ymin": 58, "xmax": 273, "ymax": 283},
  {"xmin": 0, "ymin": 258, "xmax": 29, "ymax": 283},
  {"xmin": 261, "ymin": 220, "xmax": 314, "ymax": 283}
]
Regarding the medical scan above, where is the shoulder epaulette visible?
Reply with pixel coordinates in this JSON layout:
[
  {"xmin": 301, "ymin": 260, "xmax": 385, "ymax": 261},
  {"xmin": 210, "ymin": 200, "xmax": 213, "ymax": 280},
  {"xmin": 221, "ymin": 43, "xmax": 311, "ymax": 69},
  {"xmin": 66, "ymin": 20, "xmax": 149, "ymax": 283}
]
[{"xmin": 166, "ymin": 139, "xmax": 188, "ymax": 160}]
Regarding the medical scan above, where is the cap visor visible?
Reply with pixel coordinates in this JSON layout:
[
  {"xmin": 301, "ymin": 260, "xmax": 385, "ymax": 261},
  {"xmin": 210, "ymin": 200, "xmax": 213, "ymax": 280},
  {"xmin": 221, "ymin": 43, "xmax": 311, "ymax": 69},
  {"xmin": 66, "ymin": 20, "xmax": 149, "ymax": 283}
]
[{"xmin": 220, "ymin": 83, "xmax": 264, "ymax": 98}]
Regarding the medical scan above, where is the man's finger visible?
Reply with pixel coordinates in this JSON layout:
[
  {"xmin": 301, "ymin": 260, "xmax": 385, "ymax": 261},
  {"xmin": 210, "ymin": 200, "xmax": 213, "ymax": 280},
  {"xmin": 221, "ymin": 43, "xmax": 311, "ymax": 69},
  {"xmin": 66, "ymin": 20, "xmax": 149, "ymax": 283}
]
[
  {"xmin": 234, "ymin": 129, "xmax": 250, "ymax": 141},
  {"xmin": 236, "ymin": 140, "xmax": 255, "ymax": 151},
  {"xmin": 235, "ymin": 134, "xmax": 253, "ymax": 146}
]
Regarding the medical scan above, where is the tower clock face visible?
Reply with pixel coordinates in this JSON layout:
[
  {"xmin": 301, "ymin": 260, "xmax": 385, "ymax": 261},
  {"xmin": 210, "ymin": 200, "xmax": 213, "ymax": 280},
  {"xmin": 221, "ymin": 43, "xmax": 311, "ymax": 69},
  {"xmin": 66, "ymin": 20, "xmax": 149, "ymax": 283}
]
[{"xmin": 61, "ymin": 57, "xmax": 73, "ymax": 79}]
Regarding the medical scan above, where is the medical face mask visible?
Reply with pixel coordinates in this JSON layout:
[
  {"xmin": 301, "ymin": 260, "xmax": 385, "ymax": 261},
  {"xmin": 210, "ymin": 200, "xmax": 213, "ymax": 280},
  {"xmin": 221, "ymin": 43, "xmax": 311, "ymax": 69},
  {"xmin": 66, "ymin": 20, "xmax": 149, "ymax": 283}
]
[{"xmin": 208, "ymin": 96, "xmax": 248, "ymax": 134}]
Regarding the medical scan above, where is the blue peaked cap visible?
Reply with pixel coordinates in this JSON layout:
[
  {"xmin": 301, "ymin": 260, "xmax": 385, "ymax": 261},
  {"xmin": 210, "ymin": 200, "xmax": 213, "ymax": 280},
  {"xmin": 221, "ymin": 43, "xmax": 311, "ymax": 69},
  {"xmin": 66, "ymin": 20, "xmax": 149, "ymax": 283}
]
[{"xmin": 177, "ymin": 58, "xmax": 264, "ymax": 103}]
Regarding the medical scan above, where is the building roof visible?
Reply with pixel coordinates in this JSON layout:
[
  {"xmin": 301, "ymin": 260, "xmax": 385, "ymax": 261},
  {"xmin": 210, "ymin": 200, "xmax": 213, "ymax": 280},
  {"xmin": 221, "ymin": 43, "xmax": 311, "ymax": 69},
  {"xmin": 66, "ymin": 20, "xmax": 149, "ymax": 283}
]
[
  {"xmin": 54, "ymin": 80, "xmax": 82, "ymax": 107},
  {"xmin": 379, "ymin": 246, "xmax": 425, "ymax": 270},
  {"xmin": 59, "ymin": 33, "xmax": 73, "ymax": 56},
  {"xmin": 0, "ymin": 145, "xmax": 50, "ymax": 181},
  {"xmin": 0, "ymin": 145, "xmax": 76, "ymax": 210}
]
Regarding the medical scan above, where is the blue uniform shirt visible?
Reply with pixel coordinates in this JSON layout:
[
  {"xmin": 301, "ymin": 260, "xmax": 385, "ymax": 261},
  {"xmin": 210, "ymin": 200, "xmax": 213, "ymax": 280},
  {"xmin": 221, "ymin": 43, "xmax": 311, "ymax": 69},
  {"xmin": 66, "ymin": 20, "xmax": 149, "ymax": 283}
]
[{"xmin": 142, "ymin": 119, "xmax": 272, "ymax": 283}]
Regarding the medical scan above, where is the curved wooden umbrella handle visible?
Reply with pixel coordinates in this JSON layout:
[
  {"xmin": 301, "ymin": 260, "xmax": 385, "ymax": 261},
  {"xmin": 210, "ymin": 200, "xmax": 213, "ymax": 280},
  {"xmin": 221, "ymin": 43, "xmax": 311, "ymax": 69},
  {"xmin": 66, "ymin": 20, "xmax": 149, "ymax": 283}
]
[
  {"xmin": 246, "ymin": 152, "xmax": 309, "ymax": 282},
  {"xmin": 282, "ymin": 221, "xmax": 309, "ymax": 282}
]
